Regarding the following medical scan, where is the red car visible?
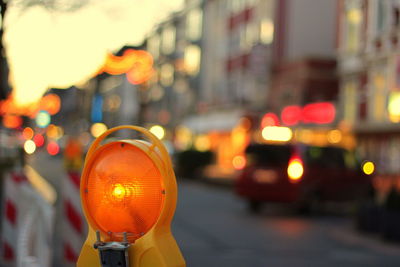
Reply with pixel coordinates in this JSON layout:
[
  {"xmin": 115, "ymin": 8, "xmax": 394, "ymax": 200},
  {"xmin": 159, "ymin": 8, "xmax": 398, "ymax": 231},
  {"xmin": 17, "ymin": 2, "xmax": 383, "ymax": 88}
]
[{"xmin": 235, "ymin": 143, "xmax": 372, "ymax": 212}]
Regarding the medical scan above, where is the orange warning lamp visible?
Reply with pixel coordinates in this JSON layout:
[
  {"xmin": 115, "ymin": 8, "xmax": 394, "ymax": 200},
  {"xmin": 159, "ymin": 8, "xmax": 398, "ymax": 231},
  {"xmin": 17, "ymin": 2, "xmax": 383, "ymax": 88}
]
[{"xmin": 77, "ymin": 125, "xmax": 185, "ymax": 267}]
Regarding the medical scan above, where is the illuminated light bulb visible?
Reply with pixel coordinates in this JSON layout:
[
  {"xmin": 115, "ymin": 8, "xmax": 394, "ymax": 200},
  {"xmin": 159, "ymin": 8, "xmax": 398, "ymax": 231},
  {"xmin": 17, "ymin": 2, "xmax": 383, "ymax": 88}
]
[{"xmin": 112, "ymin": 184, "xmax": 127, "ymax": 200}]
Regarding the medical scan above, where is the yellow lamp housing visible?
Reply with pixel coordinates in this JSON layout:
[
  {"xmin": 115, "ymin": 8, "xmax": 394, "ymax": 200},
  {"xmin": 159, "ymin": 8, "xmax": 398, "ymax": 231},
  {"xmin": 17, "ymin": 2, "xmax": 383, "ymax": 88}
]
[{"xmin": 77, "ymin": 125, "xmax": 185, "ymax": 267}]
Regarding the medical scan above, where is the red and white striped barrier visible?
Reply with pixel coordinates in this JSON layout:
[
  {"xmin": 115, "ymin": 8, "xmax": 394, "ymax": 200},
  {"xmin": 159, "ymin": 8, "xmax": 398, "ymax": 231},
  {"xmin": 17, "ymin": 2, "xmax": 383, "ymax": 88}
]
[
  {"xmin": 1, "ymin": 171, "xmax": 28, "ymax": 265},
  {"xmin": 1, "ymin": 169, "xmax": 55, "ymax": 267},
  {"xmin": 61, "ymin": 171, "xmax": 86, "ymax": 265}
]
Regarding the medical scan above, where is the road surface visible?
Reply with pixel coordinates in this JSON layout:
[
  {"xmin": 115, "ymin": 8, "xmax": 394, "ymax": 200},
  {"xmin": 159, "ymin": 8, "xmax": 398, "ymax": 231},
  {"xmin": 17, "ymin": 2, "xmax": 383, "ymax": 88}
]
[
  {"xmin": 30, "ymin": 152, "xmax": 400, "ymax": 266},
  {"xmin": 173, "ymin": 180, "xmax": 400, "ymax": 267}
]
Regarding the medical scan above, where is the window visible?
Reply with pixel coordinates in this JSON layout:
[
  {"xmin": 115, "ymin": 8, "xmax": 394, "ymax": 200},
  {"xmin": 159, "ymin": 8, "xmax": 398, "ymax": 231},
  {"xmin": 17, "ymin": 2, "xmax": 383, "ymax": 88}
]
[
  {"xmin": 184, "ymin": 45, "xmax": 201, "ymax": 76},
  {"xmin": 391, "ymin": 0, "xmax": 400, "ymax": 28},
  {"xmin": 345, "ymin": 6, "xmax": 362, "ymax": 52},
  {"xmin": 343, "ymin": 80, "xmax": 357, "ymax": 124},
  {"xmin": 388, "ymin": 92, "xmax": 400, "ymax": 122},
  {"xmin": 148, "ymin": 34, "xmax": 160, "ymax": 60},
  {"xmin": 376, "ymin": 0, "xmax": 387, "ymax": 33},
  {"xmin": 186, "ymin": 8, "xmax": 203, "ymax": 41},
  {"xmin": 161, "ymin": 26, "xmax": 176, "ymax": 55},
  {"xmin": 160, "ymin": 64, "xmax": 174, "ymax": 87},
  {"xmin": 370, "ymin": 67, "xmax": 388, "ymax": 121},
  {"xmin": 260, "ymin": 19, "xmax": 274, "ymax": 44}
]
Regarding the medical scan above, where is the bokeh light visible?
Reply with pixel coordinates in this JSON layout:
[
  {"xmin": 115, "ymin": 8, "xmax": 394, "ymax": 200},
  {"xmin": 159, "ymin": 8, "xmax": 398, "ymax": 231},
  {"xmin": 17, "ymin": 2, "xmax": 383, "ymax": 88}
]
[
  {"xmin": 362, "ymin": 161, "xmax": 375, "ymax": 175},
  {"xmin": 79, "ymin": 132, "xmax": 92, "ymax": 146},
  {"xmin": 90, "ymin": 123, "xmax": 108, "ymax": 138},
  {"xmin": 261, "ymin": 113, "xmax": 279, "ymax": 128},
  {"xmin": 327, "ymin": 130, "xmax": 342, "ymax": 144},
  {"xmin": 194, "ymin": 135, "xmax": 211, "ymax": 152},
  {"xmin": 36, "ymin": 110, "xmax": 51, "ymax": 128},
  {"xmin": 149, "ymin": 125, "xmax": 165, "ymax": 140},
  {"xmin": 47, "ymin": 141, "xmax": 60, "ymax": 156},
  {"xmin": 232, "ymin": 155, "xmax": 246, "ymax": 170},
  {"xmin": 40, "ymin": 94, "xmax": 61, "ymax": 115},
  {"xmin": 24, "ymin": 140, "xmax": 36, "ymax": 154},
  {"xmin": 33, "ymin": 134, "xmax": 45, "ymax": 147},
  {"xmin": 22, "ymin": 127, "xmax": 34, "ymax": 140},
  {"xmin": 3, "ymin": 114, "xmax": 22, "ymax": 129},
  {"xmin": 262, "ymin": 126, "xmax": 293, "ymax": 142},
  {"xmin": 287, "ymin": 158, "xmax": 304, "ymax": 182},
  {"xmin": 175, "ymin": 126, "xmax": 192, "ymax": 150},
  {"xmin": 47, "ymin": 124, "xmax": 64, "ymax": 140}
]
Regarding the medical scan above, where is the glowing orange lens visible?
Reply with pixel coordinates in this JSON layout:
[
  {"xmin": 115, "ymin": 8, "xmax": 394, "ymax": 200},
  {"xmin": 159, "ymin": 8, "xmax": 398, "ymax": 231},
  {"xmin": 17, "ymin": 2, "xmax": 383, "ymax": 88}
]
[{"xmin": 83, "ymin": 142, "xmax": 164, "ymax": 242}]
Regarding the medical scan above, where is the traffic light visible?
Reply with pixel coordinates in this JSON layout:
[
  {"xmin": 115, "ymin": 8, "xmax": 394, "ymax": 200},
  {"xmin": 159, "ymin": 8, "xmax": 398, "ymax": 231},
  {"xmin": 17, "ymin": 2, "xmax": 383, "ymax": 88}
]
[{"xmin": 77, "ymin": 125, "xmax": 185, "ymax": 267}]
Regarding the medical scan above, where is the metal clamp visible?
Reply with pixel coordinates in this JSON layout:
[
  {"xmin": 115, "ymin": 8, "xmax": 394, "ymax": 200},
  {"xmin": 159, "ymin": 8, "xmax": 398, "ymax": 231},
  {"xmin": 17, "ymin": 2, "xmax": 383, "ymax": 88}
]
[{"xmin": 94, "ymin": 231, "xmax": 131, "ymax": 267}]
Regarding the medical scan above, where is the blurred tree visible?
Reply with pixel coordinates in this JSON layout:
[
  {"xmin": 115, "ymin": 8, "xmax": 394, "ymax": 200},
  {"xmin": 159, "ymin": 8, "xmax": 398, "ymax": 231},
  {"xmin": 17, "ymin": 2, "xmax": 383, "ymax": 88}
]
[{"xmin": 0, "ymin": 0, "xmax": 8, "ymax": 100}]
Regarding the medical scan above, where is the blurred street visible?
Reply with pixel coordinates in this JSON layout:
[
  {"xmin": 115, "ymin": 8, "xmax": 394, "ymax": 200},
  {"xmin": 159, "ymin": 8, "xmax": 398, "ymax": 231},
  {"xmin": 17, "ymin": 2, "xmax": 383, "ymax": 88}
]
[
  {"xmin": 30, "ymin": 152, "xmax": 400, "ymax": 267},
  {"xmin": 2, "ymin": 0, "xmax": 400, "ymax": 266},
  {"xmin": 174, "ymin": 180, "xmax": 400, "ymax": 267}
]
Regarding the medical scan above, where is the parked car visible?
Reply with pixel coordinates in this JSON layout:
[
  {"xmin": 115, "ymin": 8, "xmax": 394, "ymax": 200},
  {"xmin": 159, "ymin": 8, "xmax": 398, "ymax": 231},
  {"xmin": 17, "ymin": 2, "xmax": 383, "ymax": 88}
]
[{"xmin": 235, "ymin": 143, "xmax": 372, "ymax": 212}]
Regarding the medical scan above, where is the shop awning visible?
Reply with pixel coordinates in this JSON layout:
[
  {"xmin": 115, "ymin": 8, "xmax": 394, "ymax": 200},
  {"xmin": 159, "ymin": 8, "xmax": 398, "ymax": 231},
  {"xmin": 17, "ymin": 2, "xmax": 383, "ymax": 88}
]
[{"xmin": 182, "ymin": 110, "xmax": 243, "ymax": 134}]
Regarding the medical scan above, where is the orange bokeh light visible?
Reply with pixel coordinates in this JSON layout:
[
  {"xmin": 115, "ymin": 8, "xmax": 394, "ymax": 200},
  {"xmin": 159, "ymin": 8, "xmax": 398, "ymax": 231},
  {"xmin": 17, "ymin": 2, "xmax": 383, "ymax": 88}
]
[
  {"xmin": 82, "ymin": 142, "xmax": 164, "ymax": 242},
  {"xmin": 126, "ymin": 50, "xmax": 154, "ymax": 85},
  {"xmin": 103, "ymin": 49, "xmax": 154, "ymax": 86},
  {"xmin": 103, "ymin": 50, "xmax": 137, "ymax": 75},
  {"xmin": 40, "ymin": 94, "xmax": 61, "ymax": 115},
  {"xmin": 22, "ymin": 127, "xmax": 34, "ymax": 140},
  {"xmin": 3, "ymin": 114, "xmax": 22, "ymax": 129},
  {"xmin": 0, "ymin": 93, "xmax": 60, "ymax": 118},
  {"xmin": 102, "ymin": 49, "xmax": 154, "ymax": 85},
  {"xmin": 0, "ymin": 97, "xmax": 39, "ymax": 117},
  {"xmin": 232, "ymin": 155, "xmax": 246, "ymax": 170}
]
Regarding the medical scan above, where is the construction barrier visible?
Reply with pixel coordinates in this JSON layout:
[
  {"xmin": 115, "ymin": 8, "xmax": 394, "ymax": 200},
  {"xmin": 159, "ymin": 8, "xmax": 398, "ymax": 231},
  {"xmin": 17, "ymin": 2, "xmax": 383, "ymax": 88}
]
[
  {"xmin": 61, "ymin": 171, "xmax": 86, "ymax": 266},
  {"xmin": 1, "ymin": 168, "xmax": 55, "ymax": 267}
]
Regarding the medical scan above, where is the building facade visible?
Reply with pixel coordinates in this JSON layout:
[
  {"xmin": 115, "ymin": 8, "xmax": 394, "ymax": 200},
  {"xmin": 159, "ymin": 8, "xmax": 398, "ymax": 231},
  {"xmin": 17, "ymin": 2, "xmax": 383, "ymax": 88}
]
[
  {"xmin": 338, "ymin": 0, "xmax": 400, "ymax": 176},
  {"xmin": 144, "ymin": 0, "xmax": 341, "ymax": 178}
]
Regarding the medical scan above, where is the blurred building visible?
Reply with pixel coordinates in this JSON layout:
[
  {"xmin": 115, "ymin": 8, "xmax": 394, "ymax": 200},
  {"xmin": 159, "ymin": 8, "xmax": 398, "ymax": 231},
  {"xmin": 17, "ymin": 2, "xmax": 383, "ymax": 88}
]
[
  {"xmin": 144, "ymin": 0, "xmax": 340, "ymax": 178},
  {"xmin": 143, "ymin": 1, "xmax": 203, "ymax": 129},
  {"xmin": 338, "ymin": 0, "xmax": 400, "ymax": 175},
  {"xmin": 268, "ymin": 0, "xmax": 338, "ymax": 112}
]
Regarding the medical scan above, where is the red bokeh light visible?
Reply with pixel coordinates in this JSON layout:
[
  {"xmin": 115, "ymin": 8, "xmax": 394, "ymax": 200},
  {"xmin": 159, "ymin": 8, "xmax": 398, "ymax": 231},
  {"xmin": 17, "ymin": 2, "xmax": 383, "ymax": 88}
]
[
  {"xmin": 261, "ymin": 113, "xmax": 280, "ymax": 128},
  {"xmin": 281, "ymin": 106, "xmax": 302, "ymax": 126},
  {"xmin": 302, "ymin": 102, "xmax": 335, "ymax": 124},
  {"xmin": 47, "ymin": 141, "xmax": 60, "ymax": 156},
  {"xmin": 33, "ymin": 134, "xmax": 45, "ymax": 147}
]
